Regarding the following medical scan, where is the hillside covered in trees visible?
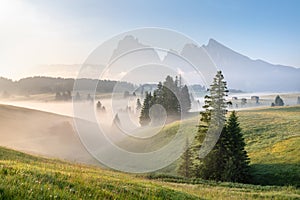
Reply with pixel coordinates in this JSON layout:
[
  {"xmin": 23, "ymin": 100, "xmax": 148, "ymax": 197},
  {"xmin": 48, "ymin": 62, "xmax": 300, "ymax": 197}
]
[{"xmin": 0, "ymin": 77, "xmax": 135, "ymax": 96}]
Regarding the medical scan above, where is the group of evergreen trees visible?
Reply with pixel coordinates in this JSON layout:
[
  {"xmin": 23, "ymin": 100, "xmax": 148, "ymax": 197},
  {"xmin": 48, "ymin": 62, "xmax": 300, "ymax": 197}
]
[
  {"xmin": 271, "ymin": 95, "xmax": 284, "ymax": 107},
  {"xmin": 55, "ymin": 91, "xmax": 72, "ymax": 101},
  {"xmin": 178, "ymin": 71, "xmax": 250, "ymax": 183},
  {"xmin": 96, "ymin": 100, "xmax": 106, "ymax": 111},
  {"xmin": 139, "ymin": 75, "xmax": 191, "ymax": 126}
]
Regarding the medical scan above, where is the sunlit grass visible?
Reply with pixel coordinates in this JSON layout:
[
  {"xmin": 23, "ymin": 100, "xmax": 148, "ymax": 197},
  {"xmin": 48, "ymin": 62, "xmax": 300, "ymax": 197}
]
[
  {"xmin": 0, "ymin": 105, "xmax": 299, "ymax": 199},
  {"xmin": 1, "ymin": 146, "xmax": 299, "ymax": 199}
]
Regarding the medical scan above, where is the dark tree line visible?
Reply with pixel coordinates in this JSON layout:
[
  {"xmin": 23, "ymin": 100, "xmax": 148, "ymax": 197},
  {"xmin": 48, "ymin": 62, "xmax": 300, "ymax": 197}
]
[
  {"xmin": 139, "ymin": 75, "xmax": 191, "ymax": 126},
  {"xmin": 0, "ymin": 76, "xmax": 135, "ymax": 95},
  {"xmin": 178, "ymin": 71, "xmax": 251, "ymax": 183}
]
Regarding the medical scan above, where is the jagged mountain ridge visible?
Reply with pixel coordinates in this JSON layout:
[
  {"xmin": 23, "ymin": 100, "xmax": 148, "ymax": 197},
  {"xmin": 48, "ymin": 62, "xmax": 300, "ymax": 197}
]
[
  {"xmin": 35, "ymin": 36, "xmax": 300, "ymax": 92},
  {"xmin": 202, "ymin": 39, "xmax": 300, "ymax": 92}
]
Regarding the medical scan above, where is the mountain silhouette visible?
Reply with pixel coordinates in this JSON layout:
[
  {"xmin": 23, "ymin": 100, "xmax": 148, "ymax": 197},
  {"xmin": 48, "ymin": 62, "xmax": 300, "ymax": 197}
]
[
  {"xmin": 202, "ymin": 39, "xmax": 300, "ymax": 92},
  {"xmin": 36, "ymin": 36, "xmax": 300, "ymax": 92}
]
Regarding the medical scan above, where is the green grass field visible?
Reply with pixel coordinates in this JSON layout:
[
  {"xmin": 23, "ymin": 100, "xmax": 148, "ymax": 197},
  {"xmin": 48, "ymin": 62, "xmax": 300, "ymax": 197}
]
[
  {"xmin": 153, "ymin": 106, "xmax": 300, "ymax": 187},
  {"xmin": 1, "ymin": 146, "xmax": 299, "ymax": 200},
  {"xmin": 0, "ymin": 105, "xmax": 299, "ymax": 199},
  {"xmin": 238, "ymin": 106, "xmax": 300, "ymax": 186}
]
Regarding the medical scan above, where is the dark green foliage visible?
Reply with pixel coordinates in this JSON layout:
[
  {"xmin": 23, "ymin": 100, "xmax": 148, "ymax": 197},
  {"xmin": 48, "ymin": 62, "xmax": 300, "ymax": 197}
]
[
  {"xmin": 222, "ymin": 111, "xmax": 251, "ymax": 183},
  {"xmin": 139, "ymin": 76, "xmax": 191, "ymax": 125},
  {"xmin": 192, "ymin": 71, "xmax": 228, "ymax": 179},
  {"xmin": 139, "ymin": 92, "xmax": 152, "ymax": 126},
  {"xmin": 161, "ymin": 76, "xmax": 180, "ymax": 115},
  {"xmin": 0, "ymin": 77, "xmax": 135, "ymax": 95},
  {"xmin": 196, "ymin": 127, "xmax": 228, "ymax": 181},
  {"xmin": 207, "ymin": 71, "xmax": 228, "ymax": 127},
  {"xmin": 178, "ymin": 138, "xmax": 193, "ymax": 178},
  {"xmin": 190, "ymin": 71, "xmax": 250, "ymax": 183},
  {"xmin": 180, "ymin": 85, "xmax": 191, "ymax": 113},
  {"xmin": 274, "ymin": 95, "xmax": 284, "ymax": 106}
]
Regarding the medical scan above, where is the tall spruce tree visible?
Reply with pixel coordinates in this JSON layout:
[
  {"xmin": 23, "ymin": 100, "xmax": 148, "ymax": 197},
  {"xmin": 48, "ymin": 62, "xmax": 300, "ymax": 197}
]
[
  {"xmin": 192, "ymin": 71, "xmax": 229, "ymax": 180},
  {"xmin": 178, "ymin": 137, "xmax": 193, "ymax": 178},
  {"xmin": 190, "ymin": 71, "xmax": 251, "ymax": 183},
  {"xmin": 223, "ymin": 111, "xmax": 250, "ymax": 183}
]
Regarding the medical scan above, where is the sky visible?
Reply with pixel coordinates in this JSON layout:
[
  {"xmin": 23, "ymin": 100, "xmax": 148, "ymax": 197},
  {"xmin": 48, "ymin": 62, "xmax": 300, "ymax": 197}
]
[{"xmin": 0, "ymin": 0, "xmax": 300, "ymax": 80}]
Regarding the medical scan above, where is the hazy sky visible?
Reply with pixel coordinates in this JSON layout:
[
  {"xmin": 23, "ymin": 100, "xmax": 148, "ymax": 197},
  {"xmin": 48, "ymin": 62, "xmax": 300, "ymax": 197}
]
[{"xmin": 0, "ymin": 0, "xmax": 299, "ymax": 79}]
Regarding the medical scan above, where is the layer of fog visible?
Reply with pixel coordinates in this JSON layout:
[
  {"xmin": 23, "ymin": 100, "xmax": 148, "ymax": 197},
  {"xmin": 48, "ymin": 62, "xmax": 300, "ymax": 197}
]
[
  {"xmin": 0, "ymin": 91, "xmax": 299, "ymax": 171},
  {"xmin": 0, "ymin": 91, "xmax": 299, "ymax": 120}
]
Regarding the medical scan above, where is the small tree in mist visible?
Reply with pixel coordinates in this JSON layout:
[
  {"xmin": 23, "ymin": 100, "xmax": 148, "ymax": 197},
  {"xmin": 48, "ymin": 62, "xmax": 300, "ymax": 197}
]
[
  {"xmin": 139, "ymin": 75, "xmax": 191, "ymax": 125},
  {"xmin": 139, "ymin": 92, "xmax": 152, "ymax": 126},
  {"xmin": 161, "ymin": 76, "xmax": 180, "ymax": 115},
  {"xmin": 180, "ymin": 85, "xmax": 191, "ymax": 113},
  {"xmin": 97, "ymin": 101, "xmax": 102, "ymax": 109},
  {"xmin": 136, "ymin": 98, "xmax": 142, "ymax": 110},
  {"xmin": 274, "ymin": 95, "xmax": 284, "ymax": 106}
]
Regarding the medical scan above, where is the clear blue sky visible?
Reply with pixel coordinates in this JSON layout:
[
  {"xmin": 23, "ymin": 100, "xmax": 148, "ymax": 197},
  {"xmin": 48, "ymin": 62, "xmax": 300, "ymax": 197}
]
[{"xmin": 0, "ymin": 0, "xmax": 299, "ymax": 79}]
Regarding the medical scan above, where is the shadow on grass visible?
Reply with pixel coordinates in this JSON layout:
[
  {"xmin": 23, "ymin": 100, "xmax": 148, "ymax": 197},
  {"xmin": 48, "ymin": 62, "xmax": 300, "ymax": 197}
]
[{"xmin": 250, "ymin": 164, "xmax": 300, "ymax": 187}]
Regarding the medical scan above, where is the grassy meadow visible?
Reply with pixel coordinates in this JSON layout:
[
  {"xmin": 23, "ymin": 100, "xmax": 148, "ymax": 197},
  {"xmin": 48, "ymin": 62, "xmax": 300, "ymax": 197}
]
[
  {"xmin": 1, "ymin": 146, "xmax": 299, "ymax": 200},
  {"xmin": 0, "ymin": 105, "xmax": 299, "ymax": 199},
  {"xmin": 238, "ymin": 106, "xmax": 300, "ymax": 186}
]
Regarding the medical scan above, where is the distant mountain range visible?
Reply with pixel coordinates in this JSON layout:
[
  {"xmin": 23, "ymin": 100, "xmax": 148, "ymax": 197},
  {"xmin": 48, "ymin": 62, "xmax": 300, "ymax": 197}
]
[
  {"xmin": 106, "ymin": 36, "xmax": 300, "ymax": 92},
  {"xmin": 202, "ymin": 39, "xmax": 300, "ymax": 92},
  {"xmin": 31, "ymin": 37, "xmax": 300, "ymax": 92}
]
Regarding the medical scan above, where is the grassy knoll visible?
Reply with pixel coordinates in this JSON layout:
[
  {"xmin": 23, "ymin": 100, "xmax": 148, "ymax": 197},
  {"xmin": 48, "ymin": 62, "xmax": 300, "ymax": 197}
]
[
  {"xmin": 238, "ymin": 106, "xmax": 300, "ymax": 186},
  {"xmin": 1, "ymin": 146, "xmax": 299, "ymax": 199},
  {"xmin": 0, "ymin": 105, "xmax": 299, "ymax": 199},
  {"xmin": 155, "ymin": 106, "xmax": 300, "ymax": 187}
]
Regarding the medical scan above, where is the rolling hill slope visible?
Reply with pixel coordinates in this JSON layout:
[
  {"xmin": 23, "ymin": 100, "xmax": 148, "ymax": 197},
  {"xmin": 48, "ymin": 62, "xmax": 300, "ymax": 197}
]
[
  {"xmin": 0, "ymin": 104, "xmax": 299, "ymax": 199},
  {"xmin": 1, "ymin": 146, "xmax": 299, "ymax": 199}
]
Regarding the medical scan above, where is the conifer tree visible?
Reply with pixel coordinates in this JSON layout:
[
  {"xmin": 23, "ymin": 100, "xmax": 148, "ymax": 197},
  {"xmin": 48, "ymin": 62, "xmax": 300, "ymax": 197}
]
[
  {"xmin": 180, "ymin": 85, "xmax": 191, "ymax": 113},
  {"xmin": 192, "ymin": 71, "xmax": 228, "ymax": 179},
  {"xmin": 178, "ymin": 138, "xmax": 193, "ymax": 178},
  {"xmin": 274, "ymin": 95, "xmax": 284, "ymax": 106},
  {"xmin": 162, "ymin": 76, "xmax": 180, "ymax": 114},
  {"xmin": 190, "ymin": 71, "xmax": 251, "ymax": 183},
  {"xmin": 136, "ymin": 98, "xmax": 142, "ymax": 110},
  {"xmin": 139, "ymin": 92, "xmax": 152, "ymax": 126},
  {"xmin": 223, "ymin": 111, "xmax": 250, "ymax": 182}
]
